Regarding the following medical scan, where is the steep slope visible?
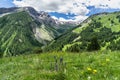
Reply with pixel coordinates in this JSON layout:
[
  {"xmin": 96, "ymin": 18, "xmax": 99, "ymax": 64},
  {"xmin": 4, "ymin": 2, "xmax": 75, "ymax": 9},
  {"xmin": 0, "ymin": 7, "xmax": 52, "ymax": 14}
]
[
  {"xmin": 0, "ymin": 11, "xmax": 42, "ymax": 56},
  {"xmin": 45, "ymin": 12, "xmax": 120, "ymax": 52},
  {"xmin": 0, "ymin": 11, "xmax": 59, "ymax": 56},
  {"xmin": 0, "ymin": 7, "xmax": 77, "ymax": 56}
]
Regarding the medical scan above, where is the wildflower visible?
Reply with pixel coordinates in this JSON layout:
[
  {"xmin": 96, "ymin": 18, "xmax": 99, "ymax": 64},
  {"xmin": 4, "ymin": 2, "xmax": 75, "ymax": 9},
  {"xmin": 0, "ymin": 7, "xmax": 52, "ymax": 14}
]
[
  {"xmin": 106, "ymin": 58, "xmax": 110, "ymax": 62},
  {"xmin": 87, "ymin": 67, "xmax": 92, "ymax": 71},
  {"xmin": 93, "ymin": 69, "xmax": 97, "ymax": 74},
  {"xmin": 88, "ymin": 76, "xmax": 91, "ymax": 80}
]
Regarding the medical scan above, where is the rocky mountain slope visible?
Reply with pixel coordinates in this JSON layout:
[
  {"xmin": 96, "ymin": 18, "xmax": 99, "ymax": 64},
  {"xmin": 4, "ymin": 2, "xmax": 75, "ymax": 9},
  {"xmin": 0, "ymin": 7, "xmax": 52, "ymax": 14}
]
[{"xmin": 0, "ymin": 7, "xmax": 76, "ymax": 56}]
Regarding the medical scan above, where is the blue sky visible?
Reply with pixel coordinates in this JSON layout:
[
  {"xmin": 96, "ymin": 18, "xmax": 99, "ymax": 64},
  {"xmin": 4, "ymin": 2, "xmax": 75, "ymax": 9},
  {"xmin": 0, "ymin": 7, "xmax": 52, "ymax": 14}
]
[
  {"xmin": 0, "ymin": 0, "xmax": 14, "ymax": 8},
  {"xmin": 86, "ymin": 6, "xmax": 120, "ymax": 16},
  {"xmin": 0, "ymin": 0, "xmax": 120, "ymax": 22}
]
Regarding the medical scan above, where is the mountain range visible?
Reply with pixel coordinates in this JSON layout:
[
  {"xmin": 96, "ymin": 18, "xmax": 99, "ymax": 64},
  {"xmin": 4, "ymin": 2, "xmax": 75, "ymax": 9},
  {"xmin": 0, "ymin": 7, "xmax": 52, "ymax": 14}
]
[
  {"xmin": 0, "ymin": 7, "xmax": 120, "ymax": 56},
  {"xmin": 0, "ymin": 7, "xmax": 76, "ymax": 56}
]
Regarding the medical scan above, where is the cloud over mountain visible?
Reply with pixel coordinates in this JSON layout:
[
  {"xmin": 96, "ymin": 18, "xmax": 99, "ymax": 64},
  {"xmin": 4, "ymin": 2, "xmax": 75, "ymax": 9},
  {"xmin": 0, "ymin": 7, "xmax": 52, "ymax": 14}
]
[{"xmin": 13, "ymin": 0, "xmax": 120, "ymax": 21}]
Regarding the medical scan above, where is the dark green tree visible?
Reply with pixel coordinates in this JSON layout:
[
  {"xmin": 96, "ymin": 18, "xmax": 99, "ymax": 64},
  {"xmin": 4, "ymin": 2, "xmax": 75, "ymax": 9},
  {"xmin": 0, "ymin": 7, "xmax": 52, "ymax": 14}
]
[{"xmin": 87, "ymin": 36, "xmax": 100, "ymax": 51}]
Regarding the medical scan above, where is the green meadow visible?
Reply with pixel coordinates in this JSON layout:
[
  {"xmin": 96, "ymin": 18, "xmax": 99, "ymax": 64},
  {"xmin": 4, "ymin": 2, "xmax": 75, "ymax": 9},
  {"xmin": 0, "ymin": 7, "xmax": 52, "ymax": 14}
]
[{"xmin": 0, "ymin": 51, "xmax": 120, "ymax": 80}]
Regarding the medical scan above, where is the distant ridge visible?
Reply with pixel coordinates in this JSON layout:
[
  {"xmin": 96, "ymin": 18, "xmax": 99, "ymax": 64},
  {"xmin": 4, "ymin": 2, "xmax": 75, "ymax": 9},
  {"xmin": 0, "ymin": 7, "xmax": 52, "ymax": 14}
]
[{"xmin": 45, "ymin": 11, "xmax": 120, "ymax": 52}]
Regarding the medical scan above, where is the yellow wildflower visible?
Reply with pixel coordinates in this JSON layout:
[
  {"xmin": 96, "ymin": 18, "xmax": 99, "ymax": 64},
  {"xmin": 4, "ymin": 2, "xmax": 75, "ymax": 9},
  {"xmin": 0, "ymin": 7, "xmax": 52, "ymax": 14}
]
[
  {"xmin": 87, "ymin": 67, "xmax": 92, "ymax": 71},
  {"xmin": 106, "ymin": 58, "xmax": 110, "ymax": 62},
  {"xmin": 93, "ymin": 69, "xmax": 97, "ymax": 74}
]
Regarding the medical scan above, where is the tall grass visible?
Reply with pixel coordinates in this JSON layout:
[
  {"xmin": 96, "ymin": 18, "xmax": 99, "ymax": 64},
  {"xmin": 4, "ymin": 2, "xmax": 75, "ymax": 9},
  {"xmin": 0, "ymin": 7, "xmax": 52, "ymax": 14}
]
[{"xmin": 0, "ymin": 51, "xmax": 120, "ymax": 80}]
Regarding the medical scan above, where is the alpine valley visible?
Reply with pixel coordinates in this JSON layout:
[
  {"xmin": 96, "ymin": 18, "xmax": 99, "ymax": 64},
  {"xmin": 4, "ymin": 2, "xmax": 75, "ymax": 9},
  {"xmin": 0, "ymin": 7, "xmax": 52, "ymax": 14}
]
[
  {"xmin": 0, "ymin": 7, "xmax": 120, "ymax": 57},
  {"xmin": 0, "ymin": 7, "xmax": 120, "ymax": 80},
  {"xmin": 0, "ymin": 7, "xmax": 76, "ymax": 56},
  {"xmin": 45, "ymin": 12, "xmax": 120, "ymax": 52}
]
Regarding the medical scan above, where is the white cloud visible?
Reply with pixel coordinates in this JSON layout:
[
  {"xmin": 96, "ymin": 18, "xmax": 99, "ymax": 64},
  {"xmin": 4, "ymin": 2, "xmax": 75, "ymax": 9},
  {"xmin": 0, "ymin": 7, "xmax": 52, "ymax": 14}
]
[
  {"xmin": 52, "ymin": 15, "xmax": 88, "ymax": 22},
  {"xmin": 13, "ymin": 0, "xmax": 89, "ymax": 15},
  {"xmin": 74, "ymin": 0, "xmax": 120, "ymax": 9},
  {"xmin": 51, "ymin": 16, "xmax": 58, "ymax": 20},
  {"xmin": 13, "ymin": 0, "xmax": 120, "ymax": 22},
  {"xmin": 86, "ymin": 0, "xmax": 120, "ymax": 9},
  {"xmin": 51, "ymin": 16, "xmax": 70, "ymax": 22}
]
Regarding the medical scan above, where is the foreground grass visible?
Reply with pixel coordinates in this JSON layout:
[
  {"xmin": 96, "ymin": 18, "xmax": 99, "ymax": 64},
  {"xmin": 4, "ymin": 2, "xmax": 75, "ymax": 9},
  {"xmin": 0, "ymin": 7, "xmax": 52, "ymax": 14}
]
[{"xmin": 0, "ymin": 51, "xmax": 120, "ymax": 80}]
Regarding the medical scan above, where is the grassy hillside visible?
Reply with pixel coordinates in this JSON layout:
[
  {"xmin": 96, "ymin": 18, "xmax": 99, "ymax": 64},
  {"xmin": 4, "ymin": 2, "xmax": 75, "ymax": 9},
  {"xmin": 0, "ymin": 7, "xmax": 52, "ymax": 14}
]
[
  {"xmin": 0, "ymin": 51, "xmax": 120, "ymax": 80},
  {"xmin": 0, "ymin": 11, "xmax": 41, "ymax": 56},
  {"xmin": 0, "ymin": 11, "xmax": 60, "ymax": 56},
  {"xmin": 45, "ymin": 12, "xmax": 120, "ymax": 52},
  {"xmin": 0, "ymin": 7, "xmax": 77, "ymax": 56}
]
